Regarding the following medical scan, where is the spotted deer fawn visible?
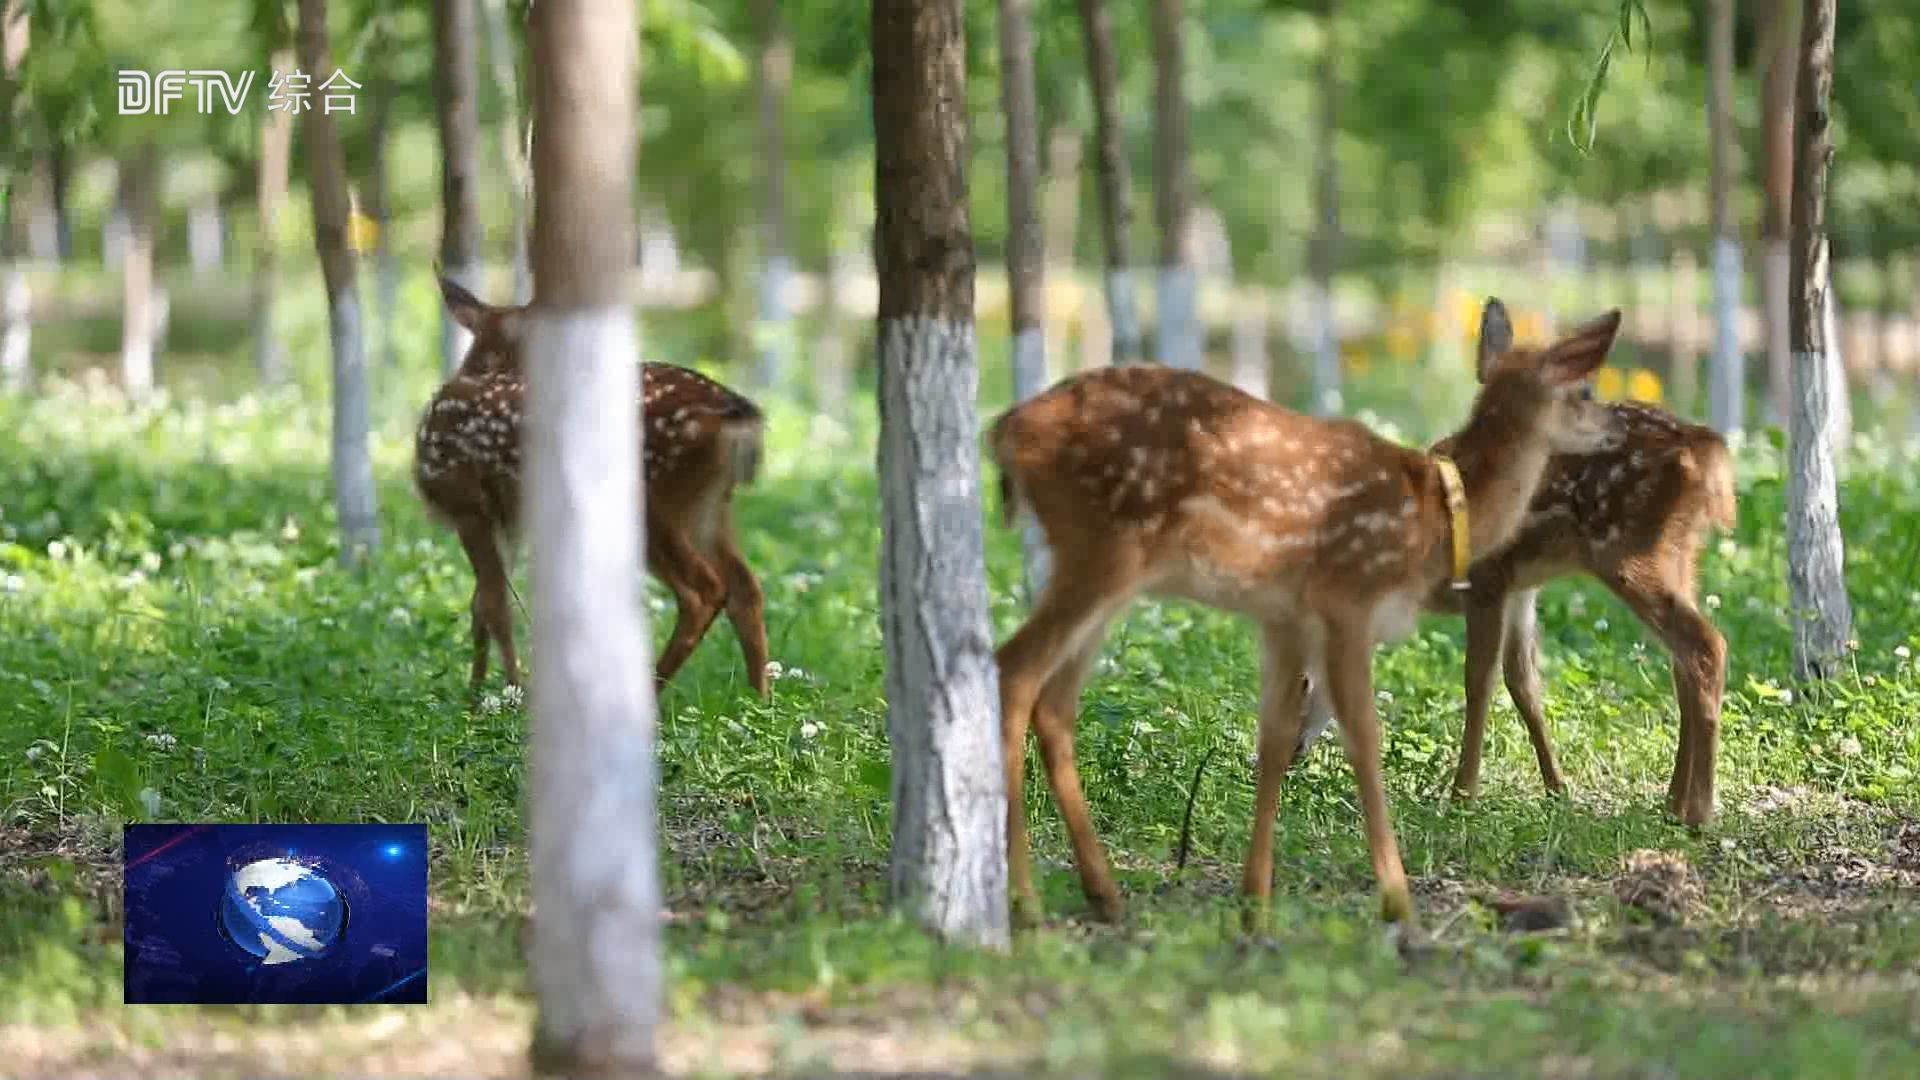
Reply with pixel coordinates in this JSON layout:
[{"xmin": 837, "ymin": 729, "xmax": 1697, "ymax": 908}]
[
  {"xmin": 413, "ymin": 276, "xmax": 771, "ymax": 698},
  {"xmin": 1294, "ymin": 313, "xmax": 1737, "ymax": 827},
  {"xmin": 991, "ymin": 299, "xmax": 1623, "ymax": 926}
]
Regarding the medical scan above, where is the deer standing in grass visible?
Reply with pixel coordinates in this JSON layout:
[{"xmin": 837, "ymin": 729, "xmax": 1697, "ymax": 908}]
[
  {"xmin": 413, "ymin": 276, "xmax": 771, "ymax": 698},
  {"xmin": 991, "ymin": 298, "xmax": 1623, "ymax": 927},
  {"xmin": 1292, "ymin": 333, "xmax": 1738, "ymax": 827}
]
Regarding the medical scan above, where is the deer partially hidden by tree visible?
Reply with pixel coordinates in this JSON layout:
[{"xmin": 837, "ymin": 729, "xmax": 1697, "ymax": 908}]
[
  {"xmin": 991, "ymin": 298, "xmax": 1623, "ymax": 928},
  {"xmin": 414, "ymin": 276, "xmax": 771, "ymax": 698}
]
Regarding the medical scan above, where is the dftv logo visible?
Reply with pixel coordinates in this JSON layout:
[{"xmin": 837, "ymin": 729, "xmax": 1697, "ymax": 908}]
[{"xmin": 117, "ymin": 70, "xmax": 257, "ymax": 116}]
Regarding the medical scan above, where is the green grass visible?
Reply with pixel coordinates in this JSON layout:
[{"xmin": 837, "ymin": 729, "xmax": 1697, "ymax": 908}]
[{"xmin": 2, "ymin": 283, "xmax": 1920, "ymax": 1077}]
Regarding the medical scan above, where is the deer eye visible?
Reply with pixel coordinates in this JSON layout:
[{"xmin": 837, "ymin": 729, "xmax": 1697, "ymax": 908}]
[{"xmin": 1575, "ymin": 383, "xmax": 1594, "ymax": 402}]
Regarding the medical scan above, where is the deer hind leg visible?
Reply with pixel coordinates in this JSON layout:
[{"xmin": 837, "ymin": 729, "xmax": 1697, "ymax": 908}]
[
  {"xmin": 1500, "ymin": 588, "xmax": 1565, "ymax": 795},
  {"xmin": 1451, "ymin": 587, "xmax": 1510, "ymax": 798},
  {"xmin": 995, "ymin": 549, "xmax": 1139, "ymax": 925},
  {"xmin": 1242, "ymin": 620, "xmax": 1309, "ymax": 931},
  {"xmin": 1603, "ymin": 560, "xmax": 1724, "ymax": 827},
  {"xmin": 712, "ymin": 513, "xmax": 771, "ymax": 698},
  {"xmin": 455, "ymin": 519, "xmax": 518, "ymax": 691},
  {"xmin": 646, "ymin": 511, "xmax": 729, "ymax": 693},
  {"xmin": 1323, "ymin": 617, "xmax": 1414, "ymax": 925}
]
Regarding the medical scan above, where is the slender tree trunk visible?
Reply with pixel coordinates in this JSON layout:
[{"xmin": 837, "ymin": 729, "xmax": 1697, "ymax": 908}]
[
  {"xmin": 187, "ymin": 198, "xmax": 223, "ymax": 278},
  {"xmin": 1, "ymin": 0, "xmax": 29, "ymax": 393},
  {"xmin": 997, "ymin": 0, "xmax": 1052, "ymax": 597},
  {"xmin": 1074, "ymin": 0, "xmax": 1140, "ymax": 364},
  {"xmin": 522, "ymin": 1, "xmax": 659, "ymax": 1071},
  {"xmin": 48, "ymin": 142, "xmax": 71, "ymax": 260},
  {"xmin": 1786, "ymin": 0, "xmax": 1851, "ymax": 680},
  {"xmin": 813, "ymin": 238, "xmax": 856, "ymax": 417},
  {"xmin": 1308, "ymin": 0, "xmax": 1341, "ymax": 414},
  {"xmin": 481, "ymin": 0, "xmax": 532, "ymax": 303},
  {"xmin": 1149, "ymin": 0, "xmax": 1198, "ymax": 369},
  {"xmin": 119, "ymin": 145, "xmax": 160, "ymax": 401},
  {"xmin": 1706, "ymin": 0, "xmax": 1743, "ymax": 436},
  {"xmin": 872, "ymin": 0, "xmax": 1009, "ymax": 949},
  {"xmin": 1762, "ymin": 0, "xmax": 1798, "ymax": 428},
  {"xmin": 1230, "ymin": 291, "xmax": 1270, "ymax": 399},
  {"xmin": 299, "ymin": 0, "xmax": 380, "ymax": 566},
  {"xmin": 1040, "ymin": 125, "xmax": 1082, "ymax": 370},
  {"xmin": 434, "ymin": 0, "xmax": 485, "ymax": 374},
  {"xmin": 1823, "ymin": 253, "xmax": 1851, "ymax": 453},
  {"xmin": 751, "ymin": 0, "xmax": 795, "ymax": 396},
  {"xmin": 253, "ymin": 49, "xmax": 295, "ymax": 386},
  {"xmin": 1670, "ymin": 244, "xmax": 1700, "ymax": 416},
  {"xmin": 364, "ymin": 22, "xmax": 401, "ymax": 370}
]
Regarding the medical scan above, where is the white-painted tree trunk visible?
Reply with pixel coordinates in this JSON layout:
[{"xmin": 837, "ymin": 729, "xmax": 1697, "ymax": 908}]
[
  {"xmin": 328, "ymin": 291, "xmax": 380, "ymax": 565},
  {"xmin": 1823, "ymin": 279, "xmax": 1851, "ymax": 456},
  {"xmin": 876, "ymin": 315, "xmax": 1009, "ymax": 948},
  {"xmin": 1156, "ymin": 266, "xmax": 1201, "ymax": 369},
  {"xmin": 188, "ymin": 199, "xmax": 224, "ymax": 277},
  {"xmin": 1309, "ymin": 281, "xmax": 1341, "ymax": 415},
  {"xmin": 1229, "ymin": 296, "xmax": 1268, "ymax": 399},
  {"xmin": 1106, "ymin": 268, "xmax": 1141, "ymax": 365},
  {"xmin": 1009, "ymin": 324, "xmax": 1052, "ymax": 597},
  {"xmin": 1764, "ymin": 240, "xmax": 1792, "ymax": 427},
  {"xmin": 756, "ymin": 253, "xmax": 794, "ymax": 394},
  {"xmin": 524, "ymin": 308, "xmax": 661, "ymax": 1069},
  {"xmin": 1, "ymin": 269, "xmax": 28, "ymax": 393},
  {"xmin": 121, "ymin": 221, "xmax": 155, "ymax": 401},
  {"xmin": 103, "ymin": 209, "xmax": 128, "ymax": 270},
  {"xmin": 441, "ymin": 259, "xmax": 484, "ymax": 374},
  {"xmin": 1708, "ymin": 236, "xmax": 1744, "ymax": 435},
  {"xmin": 812, "ymin": 243, "xmax": 856, "ymax": 416},
  {"xmin": 1787, "ymin": 237, "xmax": 1852, "ymax": 679}
]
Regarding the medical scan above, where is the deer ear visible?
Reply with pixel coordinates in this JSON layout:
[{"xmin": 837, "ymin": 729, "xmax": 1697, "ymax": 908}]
[
  {"xmin": 1540, "ymin": 309, "xmax": 1623, "ymax": 385},
  {"xmin": 1476, "ymin": 298, "xmax": 1514, "ymax": 382},
  {"xmin": 439, "ymin": 275, "xmax": 490, "ymax": 332}
]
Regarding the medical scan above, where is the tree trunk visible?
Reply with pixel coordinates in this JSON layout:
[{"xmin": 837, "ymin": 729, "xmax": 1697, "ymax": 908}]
[
  {"xmin": 1308, "ymin": 0, "xmax": 1341, "ymax": 415},
  {"xmin": 522, "ymin": 2, "xmax": 659, "ymax": 1072},
  {"xmin": 48, "ymin": 143, "xmax": 72, "ymax": 261},
  {"xmin": 1705, "ymin": 0, "xmax": 1743, "ymax": 436},
  {"xmin": 434, "ymin": 0, "xmax": 485, "ymax": 374},
  {"xmin": 751, "ymin": 0, "xmax": 795, "ymax": 396},
  {"xmin": 1762, "ymin": 0, "xmax": 1798, "ymax": 428},
  {"xmin": 1230, "ymin": 293, "xmax": 1270, "ymax": 399},
  {"xmin": 365, "ymin": 22, "xmax": 401, "ymax": 370},
  {"xmin": 1, "ymin": 0, "xmax": 29, "ymax": 393},
  {"xmin": 1074, "ymin": 0, "xmax": 1140, "ymax": 364},
  {"xmin": 1823, "ymin": 258, "xmax": 1850, "ymax": 453},
  {"xmin": 119, "ymin": 145, "xmax": 160, "ymax": 401},
  {"xmin": 253, "ymin": 48, "xmax": 295, "ymax": 387},
  {"xmin": 187, "ymin": 198, "xmax": 224, "ymax": 278},
  {"xmin": 872, "ymin": 0, "xmax": 1010, "ymax": 949},
  {"xmin": 1670, "ymin": 244, "xmax": 1700, "ymax": 416},
  {"xmin": 481, "ymin": 0, "xmax": 532, "ymax": 303},
  {"xmin": 1786, "ymin": 0, "xmax": 1851, "ymax": 681},
  {"xmin": 997, "ymin": 0, "xmax": 1052, "ymax": 598},
  {"xmin": 1040, "ymin": 125, "xmax": 1082, "ymax": 370},
  {"xmin": 1149, "ymin": 0, "xmax": 1198, "ymax": 369},
  {"xmin": 299, "ymin": 0, "xmax": 380, "ymax": 567}
]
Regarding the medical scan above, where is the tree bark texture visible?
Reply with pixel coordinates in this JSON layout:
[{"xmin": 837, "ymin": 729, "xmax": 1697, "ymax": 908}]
[
  {"xmin": 299, "ymin": 0, "xmax": 380, "ymax": 565},
  {"xmin": 482, "ymin": 0, "xmax": 532, "ymax": 303},
  {"xmin": 522, "ymin": 0, "xmax": 660, "ymax": 1074},
  {"xmin": 1149, "ymin": 0, "xmax": 1199, "ymax": 369},
  {"xmin": 1705, "ymin": 0, "xmax": 1743, "ymax": 436},
  {"xmin": 434, "ymin": 0, "xmax": 486, "ymax": 374},
  {"xmin": 872, "ymin": 0, "xmax": 1010, "ymax": 949},
  {"xmin": 1762, "ymin": 0, "xmax": 1798, "ymax": 427},
  {"xmin": 1074, "ymin": 0, "xmax": 1140, "ymax": 364},
  {"xmin": 1786, "ymin": 0, "xmax": 1851, "ymax": 680},
  {"xmin": 364, "ymin": 27, "xmax": 401, "ymax": 370}
]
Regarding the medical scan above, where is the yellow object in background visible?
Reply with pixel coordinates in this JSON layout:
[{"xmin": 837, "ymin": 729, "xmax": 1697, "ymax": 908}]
[
  {"xmin": 347, "ymin": 211, "xmax": 381, "ymax": 255},
  {"xmin": 1626, "ymin": 368, "xmax": 1664, "ymax": 404},
  {"xmin": 1593, "ymin": 366, "xmax": 1625, "ymax": 401}
]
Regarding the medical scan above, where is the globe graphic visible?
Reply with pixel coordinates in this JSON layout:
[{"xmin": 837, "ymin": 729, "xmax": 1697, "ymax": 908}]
[{"xmin": 218, "ymin": 858, "xmax": 347, "ymax": 965}]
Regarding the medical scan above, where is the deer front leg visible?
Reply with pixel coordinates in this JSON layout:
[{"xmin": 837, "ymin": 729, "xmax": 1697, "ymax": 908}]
[
  {"xmin": 1241, "ymin": 621, "xmax": 1308, "ymax": 933},
  {"xmin": 1451, "ymin": 587, "xmax": 1510, "ymax": 798},
  {"xmin": 1500, "ymin": 588, "xmax": 1565, "ymax": 795},
  {"xmin": 1324, "ymin": 620, "xmax": 1414, "ymax": 925}
]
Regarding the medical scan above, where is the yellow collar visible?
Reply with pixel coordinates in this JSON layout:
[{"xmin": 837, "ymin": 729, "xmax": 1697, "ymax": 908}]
[{"xmin": 1434, "ymin": 455, "xmax": 1471, "ymax": 591}]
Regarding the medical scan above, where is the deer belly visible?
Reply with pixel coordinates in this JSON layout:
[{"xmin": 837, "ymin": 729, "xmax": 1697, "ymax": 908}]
[{"xmin": 1368, "ymin": 588, "xmax": 1423, "ymax": 646}]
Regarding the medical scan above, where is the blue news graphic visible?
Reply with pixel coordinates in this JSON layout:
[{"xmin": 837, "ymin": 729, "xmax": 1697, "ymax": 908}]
[{"xmin": 123, "ymin": 823, "xmax": 428, "ymax": 1005}]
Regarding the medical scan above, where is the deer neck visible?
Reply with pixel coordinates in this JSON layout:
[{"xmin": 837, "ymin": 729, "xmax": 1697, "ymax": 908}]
[{"xmin": 1440, "ymin": 395, "xmax": 1554, "ymax": 565}]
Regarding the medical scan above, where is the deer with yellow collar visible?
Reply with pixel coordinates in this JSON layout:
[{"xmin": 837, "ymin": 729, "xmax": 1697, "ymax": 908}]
[{"xmin": 990, "ymin": 297, "xmax": 1622, "ymax": 927}]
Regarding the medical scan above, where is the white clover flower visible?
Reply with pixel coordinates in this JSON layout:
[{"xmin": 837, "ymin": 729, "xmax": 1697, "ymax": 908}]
[
  {"xmin": 1838, "ymin": 735, "xmax": 1862, "ymax": 757},
  {"xmin": 46, "ymin": 539, "xmax": 66, "ymax": 561},
  {"xmin": 388, "ymin": 606, "xmax": 414, "ymax": 627},
  {"xmin": 144, "ymin": 732, "xmax": 178, "ymax": 751},
  {"xmin": 1, "ymin": 573, "xmax": 23, "ymax": 593},
  {"xmin": 1717, "ymin": 538, "xmax": 1739, "ymax": 560},
  {"xmin": 281, "ymin": 519, "xmax": 301, "ymax": 543},
  {"xmin": 1593, "ymin": 618, "xmax": 1610, "ymax": 633},
  {"xmin": 138, "ymin": 788, "xmax": 162, "ymax": 818},
  {"xmin": 140, "ymin": 551, "xmax": 163, "ymax": 573},
  {"xmin": 501, "ymin": 684, "xmax": 526, "ymax": 708},
  {"xmin": 477, "ymin": 693, "xmax": 503, "ymax": 715},
  {"xmin": 1704, "ymin": 594, "xmax": 1722, "ymax": 611},
  {"xmin": 1376, "ymin": 689, "xmax": 1393, "ymax": 705},
  {"xmin": 212, "ymin": 676, "xmax": 232, "ymax": 693},
  {"xmin": 765, "ymin": 660, "xmax": 786, "ymax": 681},
  {"xmin": 168, "ymin": 542, "xmax": 187, "ymax": 560},
  {"xmin": 799, "ymin": 721, "xmax": 820, "ymax": 740},
  {"xmin": 25, "ymin": 744, "xmax": 44, "ymax": 763},
  {"xmin": 1897, "ymin": 645, "xmax": 1912, "ymax": 662},
  {"xmin": 1778, "ymin": 689, "xmax": 1794, "ymax": 706}
]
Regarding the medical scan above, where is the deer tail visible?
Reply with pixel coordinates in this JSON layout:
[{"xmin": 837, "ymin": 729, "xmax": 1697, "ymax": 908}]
[
  {"xmin": 1696, "ymin": 435, "xmax": 1738, "ymax": 533},
  {"xmin": 718, "ymin": 416, "xmax": 765, "ymax": 488}
]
